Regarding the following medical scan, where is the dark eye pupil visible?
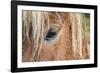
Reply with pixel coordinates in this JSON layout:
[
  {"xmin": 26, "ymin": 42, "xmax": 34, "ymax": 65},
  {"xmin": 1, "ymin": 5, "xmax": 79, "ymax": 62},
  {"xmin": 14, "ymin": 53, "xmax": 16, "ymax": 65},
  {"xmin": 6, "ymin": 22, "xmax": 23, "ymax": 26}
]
[{"xmin": 45, "ymin": 29, "xmax": 57, "ymax": 41}]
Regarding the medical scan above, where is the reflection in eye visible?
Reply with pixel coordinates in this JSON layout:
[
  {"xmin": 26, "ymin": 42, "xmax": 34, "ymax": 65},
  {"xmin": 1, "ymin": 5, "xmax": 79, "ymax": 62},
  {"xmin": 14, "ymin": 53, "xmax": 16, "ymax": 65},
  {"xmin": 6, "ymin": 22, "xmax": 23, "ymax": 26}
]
[{"xmin": 45, "ymin": 28, "xmax": 57, "ymax": 41}]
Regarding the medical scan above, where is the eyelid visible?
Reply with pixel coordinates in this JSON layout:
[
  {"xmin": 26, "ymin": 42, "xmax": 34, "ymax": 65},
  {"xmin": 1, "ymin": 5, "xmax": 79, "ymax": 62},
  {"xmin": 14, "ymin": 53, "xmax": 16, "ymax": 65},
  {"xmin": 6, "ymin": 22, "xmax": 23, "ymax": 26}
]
[
  {"xmin": 49, "ymin": 24, "xmax": 61, "ymax": 32},
  {"xmin": 50, "ymin": 27, "xmax": 58, "ymax": 33}
]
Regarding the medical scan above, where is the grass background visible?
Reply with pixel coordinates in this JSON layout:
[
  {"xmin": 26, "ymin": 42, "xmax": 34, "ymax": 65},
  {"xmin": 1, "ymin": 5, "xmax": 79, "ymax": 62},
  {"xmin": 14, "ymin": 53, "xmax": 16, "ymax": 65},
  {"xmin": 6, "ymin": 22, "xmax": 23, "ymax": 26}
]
[{"xmin": 82, "ymin": 13, "xmax": 90, "ymax": 42}]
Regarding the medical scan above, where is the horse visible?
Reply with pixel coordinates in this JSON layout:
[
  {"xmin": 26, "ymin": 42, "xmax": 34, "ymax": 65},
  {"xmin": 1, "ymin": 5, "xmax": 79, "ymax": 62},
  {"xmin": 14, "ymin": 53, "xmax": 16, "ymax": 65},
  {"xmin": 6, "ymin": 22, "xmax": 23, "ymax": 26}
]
[{"xmin": 22, "ymin": 10, "xmax": 90, "ymax": 62}]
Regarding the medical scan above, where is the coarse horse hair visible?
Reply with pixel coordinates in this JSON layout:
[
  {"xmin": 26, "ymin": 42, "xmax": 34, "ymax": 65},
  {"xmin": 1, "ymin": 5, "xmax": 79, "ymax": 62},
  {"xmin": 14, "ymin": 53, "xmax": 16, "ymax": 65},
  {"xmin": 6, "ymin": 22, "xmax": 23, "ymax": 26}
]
[{"xmin": 22, "ymin": 11, "xmax": 89, "ymax": 62}]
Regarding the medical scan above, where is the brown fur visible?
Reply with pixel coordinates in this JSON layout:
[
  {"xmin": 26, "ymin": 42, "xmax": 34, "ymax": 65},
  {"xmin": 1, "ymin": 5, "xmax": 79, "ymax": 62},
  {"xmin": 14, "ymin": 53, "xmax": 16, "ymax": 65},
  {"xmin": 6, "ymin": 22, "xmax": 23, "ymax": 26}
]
[{"xmin": 22, "ymin": 11, "xmax": 90, "ymax": 62}]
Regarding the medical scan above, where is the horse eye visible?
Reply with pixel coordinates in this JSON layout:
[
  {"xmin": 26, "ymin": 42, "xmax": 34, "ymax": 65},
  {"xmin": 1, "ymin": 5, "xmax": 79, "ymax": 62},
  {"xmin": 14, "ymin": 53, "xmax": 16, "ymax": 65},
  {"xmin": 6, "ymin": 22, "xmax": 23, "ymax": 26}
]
[{"xmin": 45, "ymin": 28, "xmax": 57, "ymax": 41}]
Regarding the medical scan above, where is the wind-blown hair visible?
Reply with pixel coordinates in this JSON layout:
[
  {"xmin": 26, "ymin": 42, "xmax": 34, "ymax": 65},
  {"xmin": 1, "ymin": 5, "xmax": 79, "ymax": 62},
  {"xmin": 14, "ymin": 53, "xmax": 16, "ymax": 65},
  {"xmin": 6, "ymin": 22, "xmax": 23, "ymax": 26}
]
[{"xmin": 22, "ymin": 11, "xmax": 90, "ymax": 62}]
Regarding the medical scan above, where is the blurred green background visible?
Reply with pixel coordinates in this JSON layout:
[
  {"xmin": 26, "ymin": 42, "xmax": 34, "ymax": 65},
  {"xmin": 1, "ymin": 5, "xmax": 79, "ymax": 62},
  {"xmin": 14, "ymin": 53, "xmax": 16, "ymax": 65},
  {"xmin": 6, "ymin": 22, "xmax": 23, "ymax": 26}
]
[{"xmin": 82, "ymin": 13, "xmax": 90, "ymax": 42}]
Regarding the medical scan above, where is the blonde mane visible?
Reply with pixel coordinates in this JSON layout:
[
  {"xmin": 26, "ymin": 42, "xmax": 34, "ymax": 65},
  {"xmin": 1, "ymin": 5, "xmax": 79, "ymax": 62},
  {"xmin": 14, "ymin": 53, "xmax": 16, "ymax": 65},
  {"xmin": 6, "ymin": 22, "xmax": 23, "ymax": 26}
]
[{"xmin": 22, "ymin": 11, "xmax": 89, "ymax": 62}]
